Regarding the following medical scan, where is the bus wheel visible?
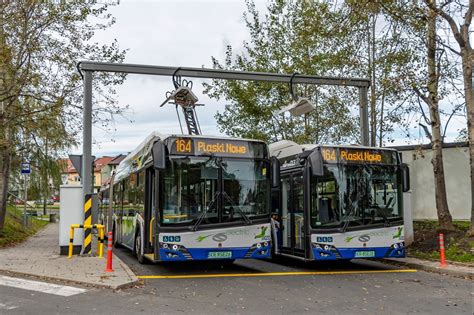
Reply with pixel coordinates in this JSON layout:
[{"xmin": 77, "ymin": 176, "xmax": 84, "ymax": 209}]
[{"xmin": 135, "ymin": 230, "xmax": 145, "ymax": 264}]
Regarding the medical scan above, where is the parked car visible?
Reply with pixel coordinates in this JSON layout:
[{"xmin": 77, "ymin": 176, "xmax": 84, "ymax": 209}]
[
  {"xmin": 51, "ymin": 195, "xmax": 60, "ymax": 202},
  {"xmin": 34, "ymin": 199, "xmax": 54, "ymax": 206}
]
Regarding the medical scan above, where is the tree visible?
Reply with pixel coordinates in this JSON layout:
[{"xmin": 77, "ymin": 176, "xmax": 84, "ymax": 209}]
[
  {"xmin": 204, "ymin": 0, "xmax": 363, "ymax": 144},
  {"xmin": 423, "ymin": 0, "xmax": 474, "ymax": 234},
  {"xmin": 415, "ymin": 0, "xmax": 455, "ymax": 230},
  {"xmin": 0, "ymin": 2, "xmax": 127, "ymax": 232},
  {"xmin": 351, "ymin": 0, "xmax": 462, "ymax": 230}
]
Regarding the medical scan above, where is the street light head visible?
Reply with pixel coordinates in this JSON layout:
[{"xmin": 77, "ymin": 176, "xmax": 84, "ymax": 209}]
[{"xmin": 276, "ymin": 97, "xmax": 315, "ymax": 116}]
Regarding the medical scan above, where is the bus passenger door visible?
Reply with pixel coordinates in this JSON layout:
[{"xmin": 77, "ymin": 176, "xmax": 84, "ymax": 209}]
[
  {"xmin": 292, "ymin": 174, "xmax": 305, "ymax": 256},
  {"xmin": 280, "ymin": 172, "xmax": 306, "ymax": 257},
  {"xmin": 145, "ymin": 168, "xmax": 155, "ymax": 254}
]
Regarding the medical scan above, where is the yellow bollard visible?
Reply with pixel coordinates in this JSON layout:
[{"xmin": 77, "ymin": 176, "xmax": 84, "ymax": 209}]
[
  {"xmin": 97, "ymin": 226, "xmax": 104, "ymax": 259},
  {"xmin": 68, "ymin": 226, "xmax": 75, "ymax": 258},
  {"xmin": 69, "ymin": 224, "xmax": 105, "ymax": 258}
]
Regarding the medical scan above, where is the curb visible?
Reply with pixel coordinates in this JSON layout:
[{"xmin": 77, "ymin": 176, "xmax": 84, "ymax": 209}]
[
  {"xmin": 0, "ymin": 268, "xmax": 140, "ymax": 290},
  {"xmin": 382, "ymin": 258, "xmax": 473, "ymax": 279}
]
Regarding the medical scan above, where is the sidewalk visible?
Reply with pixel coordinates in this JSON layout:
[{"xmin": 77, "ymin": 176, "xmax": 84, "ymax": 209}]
[
  {"xmin": 0, "ymin": 223, "xmax": 138, "ymax": 289},
  {"xmin": 384, "ymin": 257, "xmax": 474, "ymax": 279}
]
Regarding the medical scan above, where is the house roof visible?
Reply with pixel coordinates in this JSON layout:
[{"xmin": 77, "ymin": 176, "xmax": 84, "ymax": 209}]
[
  {"xmin": 94, "ymin": 156, "xmax": 114, "ymax": 172},
  {"xmin": 108, "ymin": 154, "xmax": 126, "ymax": 166},
  {"xmin": 58, "ymin": 158, "xmax": 78, "ymax": 174}
]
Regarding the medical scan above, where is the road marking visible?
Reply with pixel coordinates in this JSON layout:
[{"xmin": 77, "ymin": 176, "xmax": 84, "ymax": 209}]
[
  {"xmin": 0, "ymin": 276, "xmax": 87, "ymax": 297},
  {"xmin": 138, "ymin": 269, "xmax": 417, "ymax": 279},
  {"xmin": 0, "ymin": 302, "xmax": 18, "ymax": 310}
]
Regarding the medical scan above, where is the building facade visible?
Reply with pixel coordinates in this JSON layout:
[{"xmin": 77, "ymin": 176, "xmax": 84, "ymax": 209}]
[{"xmin": 393, "ymin": 142, "xmax": 470, "ymax": 220}]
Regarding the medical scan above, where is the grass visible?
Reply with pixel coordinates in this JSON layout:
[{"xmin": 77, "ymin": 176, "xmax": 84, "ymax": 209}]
[
  {"xmin": 33, "ymin": 205, "xmax": 59, "ymax": 210},
  {"xmin": 0, "ymin": 206, "xmax": 49, "ymax": 248},
  {"xmin": 408, "ymin": 220, "xmax": 474, "ymax": 264}
]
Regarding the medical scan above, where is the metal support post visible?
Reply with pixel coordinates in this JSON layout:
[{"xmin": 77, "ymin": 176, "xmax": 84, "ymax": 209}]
[
  {"xmin": 82, "ymin": 70, "xmax": 93, "ymax": 206},
  {"xmin": 23, "ymin": 174, "xmax": 27, "ymax": 227},
  {"xmin": 359, "ymin": 86, "xmax": 370, "ymax": 146}
]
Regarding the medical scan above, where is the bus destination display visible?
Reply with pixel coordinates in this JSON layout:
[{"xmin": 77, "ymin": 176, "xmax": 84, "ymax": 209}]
[
  {"xmin": 170, "ymin": 138, "xmax": 255, "ymax": 158},
  {"xmin": 321, "ymin": 147, "xmax": 395, "ymax": 164}
]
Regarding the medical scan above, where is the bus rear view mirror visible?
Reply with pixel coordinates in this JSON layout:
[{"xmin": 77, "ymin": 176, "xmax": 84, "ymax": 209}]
[
  {"xmin": 271, "ymin": 156, "xmax": 281, "ymax": 188},
  {"xmin": 402, "ymin": 163, "xmax": 410, "ymax": 192},
  {"xmin": 152, "ymin": 141, "xmax": 166, "ymax": 170},
  {"xmin": 308, "ymin": 149, "xmax": 324, "ymax": 177}
]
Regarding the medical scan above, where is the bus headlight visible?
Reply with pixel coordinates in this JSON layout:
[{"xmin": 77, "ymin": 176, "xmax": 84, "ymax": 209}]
[{"xmin": 172, "ymin": 244, "xmax": 179, "ymax": 251}]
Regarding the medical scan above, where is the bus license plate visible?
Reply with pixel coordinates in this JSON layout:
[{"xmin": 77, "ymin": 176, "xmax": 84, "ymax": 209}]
[
  {"xmin": 354, "ymin": 251, "xmax": 375, "ymax": 258},
  {"xmin": 208, "ymin": 251, "xmax": 232, "ymax": 259}
]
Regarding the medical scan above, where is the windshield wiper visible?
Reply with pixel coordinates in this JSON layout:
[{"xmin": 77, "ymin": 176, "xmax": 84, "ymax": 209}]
[
  {"xmin": 221, "ymin": 191, "xmax": 252, "ymax": 225},
  {"xmin": 340, "ymin": 203, "xmax": 356, "ymax": 233},
  {"xmin": 190, "ymin": 191, "xmax": 220, "ymax": 232},
  {"xmin": 339, "ymin": 190, "xmax": 360, "ymax": 233},
  {"xmin": 378, "ymin": 197, "xmax": 394, "ymax": 227}
]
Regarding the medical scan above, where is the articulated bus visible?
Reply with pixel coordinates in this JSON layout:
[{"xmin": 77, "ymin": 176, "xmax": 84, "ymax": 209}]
[
  {"xmin": 269, "ymin": 140, "xmax": 410, "ymax": 261},
  {"xmin": 99, "ymin": 132, "xmax": 276, "ymax": 263}
]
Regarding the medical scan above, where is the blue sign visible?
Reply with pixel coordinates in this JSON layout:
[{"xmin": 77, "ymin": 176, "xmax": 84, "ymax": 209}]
[
  {"xmin": 21, "ymin": 162, "xmax": 31, "ymax": 174},
  {"xmin": 316, "ymin": 236, "xmax": 333, "ymax": 243},
  {"xmin": 163, "ymin": 235, "xmax": 181, "ymax": 243}
]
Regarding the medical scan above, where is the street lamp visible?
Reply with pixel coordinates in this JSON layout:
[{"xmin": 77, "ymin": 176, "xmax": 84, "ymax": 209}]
[
  {"xmin": 275, "ymin": 73, "xmax": 315, "ymax": 116},
  {"xmin": 276, "ymin": 96, "xmax": 315, "ymax": 116}
]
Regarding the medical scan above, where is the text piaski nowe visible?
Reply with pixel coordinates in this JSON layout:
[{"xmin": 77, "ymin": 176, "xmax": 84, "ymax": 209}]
[
  {"xmin": 197, "ymin": 141, "xmax": 247, "ymax": 154},
  {"xmin": 322, "ymin": 148, "xmax": 382, "ymax": 162}
]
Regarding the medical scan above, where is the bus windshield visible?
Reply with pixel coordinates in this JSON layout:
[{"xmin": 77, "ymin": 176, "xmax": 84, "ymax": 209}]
[
  {"xmin": 161, "ymin": 157, "xmax": 270, "ymax": 226},
  {"xmin": 310, "ymin": 163, "xmax": 402, "ymax": 229}
]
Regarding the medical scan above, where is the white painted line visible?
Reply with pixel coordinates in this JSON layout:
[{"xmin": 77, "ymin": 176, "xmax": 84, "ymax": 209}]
[
  {"xmin": 0, "ymin": 276, "xmax": 87, "ymax": 297},
  {"xmin": 0, "ymin": 302, "xmax": 18, "ymax": 310}
]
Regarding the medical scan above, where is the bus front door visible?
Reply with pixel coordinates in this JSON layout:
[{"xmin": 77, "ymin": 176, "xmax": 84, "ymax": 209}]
[{"xmin": 280, "ymin": 173, "xmax": 306, "ymax": 258}]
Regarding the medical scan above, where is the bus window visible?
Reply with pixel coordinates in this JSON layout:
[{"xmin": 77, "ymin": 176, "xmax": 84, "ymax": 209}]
[
  {"xmin": 311, "ymin": 169, "xmax": 339, "ymax": 227},
  {"xmin": 136, "ymin": 170, "xmax": 145, "ymax": 216}
]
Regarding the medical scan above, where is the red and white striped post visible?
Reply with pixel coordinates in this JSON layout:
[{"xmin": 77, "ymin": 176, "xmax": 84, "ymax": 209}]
[
  {"xmin": 439, "ymin": 233, "xmax": 446, "ymax": 267},
  {"xmin": 105, "ymin": 231, "xmax": 114, "ymax": 272}
]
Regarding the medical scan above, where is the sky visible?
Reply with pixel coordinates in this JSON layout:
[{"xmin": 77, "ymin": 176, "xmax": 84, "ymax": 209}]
[
  {"xmin": 77, "ymin": 0, "xmax": 267, "ymax": 157},
  {"xmin": 78, "ymin": 0, "xmax": 467, "ymax": 158}
]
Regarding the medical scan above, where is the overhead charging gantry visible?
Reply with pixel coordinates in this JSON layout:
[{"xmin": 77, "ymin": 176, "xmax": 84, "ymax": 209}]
[{"xmin": 77, "ymin": 61, "xmax": 371, "ymax": 204}]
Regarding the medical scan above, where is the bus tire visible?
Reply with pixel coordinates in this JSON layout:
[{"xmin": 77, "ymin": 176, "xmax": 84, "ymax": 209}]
[{"xmin": 134, "ymin": 230, "xmax": 145, "ymax": 264}]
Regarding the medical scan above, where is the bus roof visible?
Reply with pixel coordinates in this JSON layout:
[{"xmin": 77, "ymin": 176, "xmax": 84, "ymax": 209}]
[{"xmin": 269, "ymin": 140, "xmax": 398, "ymax": 160}]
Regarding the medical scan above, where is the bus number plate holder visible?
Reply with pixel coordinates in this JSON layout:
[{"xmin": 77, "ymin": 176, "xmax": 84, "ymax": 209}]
[
  {"xmin": 354, "ymin": 251, "xmax": 375, "ymax": 258},
  {"xmin": 208, "ymin": 251, "xmax": 232, "ymax": 259}
]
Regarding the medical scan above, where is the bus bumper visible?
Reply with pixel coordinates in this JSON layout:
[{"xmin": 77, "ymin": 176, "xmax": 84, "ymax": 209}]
[
  {"xmin": 311, "ymin": 244, "xmax": 406, "ymax": 260},
  {"xmin": 158, "ymin": 242, "xmax": 271, "ymax": 261}
]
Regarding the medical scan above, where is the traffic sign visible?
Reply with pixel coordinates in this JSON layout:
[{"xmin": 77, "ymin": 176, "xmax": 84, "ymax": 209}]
[
  {"xmin": 68, "ymin": 154, "xmax": 95, "ymax": 180},
  {"xmin": 21, "ymin": 162, "xmax": 31, "ymax": 174}
]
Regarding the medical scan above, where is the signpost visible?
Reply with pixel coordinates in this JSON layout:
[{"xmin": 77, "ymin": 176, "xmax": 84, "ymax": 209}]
[{"xmin": 21, "ymin": 162, "xmax": 31, "ymax": 227}]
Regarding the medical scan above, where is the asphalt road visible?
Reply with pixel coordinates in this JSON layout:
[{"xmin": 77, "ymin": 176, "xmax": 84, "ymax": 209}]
[{"xmin": 0, "ymin": 247, "xmax": 472, "ymax": 314}]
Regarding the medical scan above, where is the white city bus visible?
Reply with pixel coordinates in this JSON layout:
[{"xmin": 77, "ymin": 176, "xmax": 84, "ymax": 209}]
[
  {"xmin": 269, "ymin": 140, "xmax": 410, "ymax": 261},
  {"xmin": 100, "ymin": 132, "xmax": 276, "ymax": 263}
]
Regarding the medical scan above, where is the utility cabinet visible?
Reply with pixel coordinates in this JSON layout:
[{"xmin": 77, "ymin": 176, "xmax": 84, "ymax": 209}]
[{"xmin": 59, "ymin": 185, "xmax": 84, "ymax": 255}]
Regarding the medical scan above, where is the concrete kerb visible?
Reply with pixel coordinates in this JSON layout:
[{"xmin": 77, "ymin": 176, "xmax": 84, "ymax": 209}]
[
  {"xmin": 381, "ymin": 258, "xmax": 474, "ymax": 280},
  {"xmin": 0, "ymin": 223, "xmax": 139, "ymax": 290},
  {"xmin": 0, "ymin": 268, "xmax": 139, "ymax": 290}
]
